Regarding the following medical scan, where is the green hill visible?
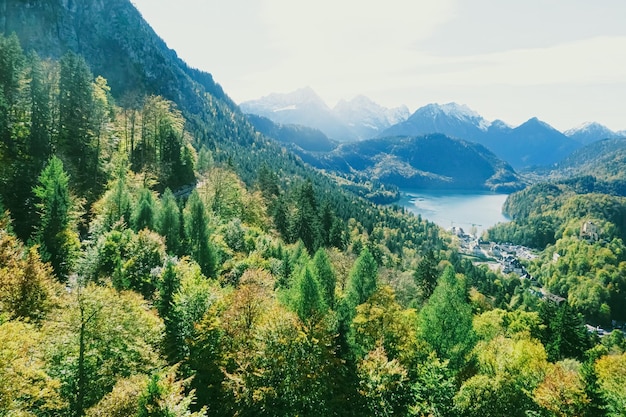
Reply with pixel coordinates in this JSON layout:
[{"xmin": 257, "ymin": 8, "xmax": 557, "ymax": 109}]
[{"xmin": 299, "ymin": 134, "xmax": 524, "ymax": 192}]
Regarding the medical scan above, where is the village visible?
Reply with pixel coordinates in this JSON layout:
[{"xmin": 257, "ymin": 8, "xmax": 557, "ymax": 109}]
[{"xmin": 450, "ymin": 222, "xmax": 621, "ymax": 338}]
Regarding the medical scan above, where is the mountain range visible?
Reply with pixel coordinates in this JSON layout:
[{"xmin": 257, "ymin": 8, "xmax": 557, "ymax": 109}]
[
  {"xmin": 296, "ymin": 134, "xmax": 524, "ymax": 192},
  {"xmin": 243, "ymin": 90, "xmax": 625, "ymax": 169},
  {"xmin": 240, "ymin": 88, "xmax": 410, "ymax": 142}
]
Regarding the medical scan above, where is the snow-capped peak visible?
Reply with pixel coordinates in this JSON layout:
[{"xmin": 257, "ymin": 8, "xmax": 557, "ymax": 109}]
[
  {"xmin": 564, "ymin": 121, "xmax": 614, "ymax": 137},
  {"xmin": 415, "ymin": 102, "xmax": 490, "ymax": 131}
]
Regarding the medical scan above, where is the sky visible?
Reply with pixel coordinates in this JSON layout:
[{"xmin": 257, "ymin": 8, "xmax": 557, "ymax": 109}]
[{"xmin": 131, "ymin": 0, "xmax": 626, "ymax": 132}]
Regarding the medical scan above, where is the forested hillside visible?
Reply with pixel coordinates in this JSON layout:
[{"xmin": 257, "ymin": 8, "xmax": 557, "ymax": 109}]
[
  {"xmin": 487, "ymin": 181, "xmax": 626, "ymax": 325},
  {"xmin": 1, "ymin": 6, "xmax": 625, "ymax": 417}
]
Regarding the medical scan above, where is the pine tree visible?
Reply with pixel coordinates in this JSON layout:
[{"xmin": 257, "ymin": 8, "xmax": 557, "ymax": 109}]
[
  {"xmin": 419, "ymin": 266, "xmax": 475, "ymax": 372},
  {"xmin": 414, "ymin": 250, "xmax": 439, "ymax": 300},
  {"xmin": 33, "ymin": 156, "xmax": 79, "ymax": 281},
  {"xmin": 289, "ymin": 181, "xmax": 322, "ymax": 253},
  {"xmin": 347, "ymin": 247, "xmax": 378, "ymax": 306},
  {"xmin": 183, "ymin": 190, "xmax": 216, "ymax": 278},
  {"xmin": 312, "ymin": 248, "xmax": 336, "ymax": 309},
  {"xmin": 132, "ymin": 188, "xmax": 157, "ymax": 231},
  {"xmin": 28, "ymin": 52, "xmax": 52, "ymax": 172},
  {"xmin": 58, "ymin": 52, "xmax": 100, "ymax": 199},
  {"xmin": 295, "ymin": 266, "xmax": 325, "ymax": 326},
  {"xmin": 157, "ymin": 188, "xmax": 181, "ymax": 255},
  {"xmin": 157, "ymin": 258, "xmax": 180, "ymax": 319}
]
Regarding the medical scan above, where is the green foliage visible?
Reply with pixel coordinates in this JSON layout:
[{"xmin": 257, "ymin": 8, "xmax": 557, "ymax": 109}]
[
  {"xmin": 33, "ymin": 156, "xmax": 80, "ymax": 280},
  {"xmin": 347, "ymin": 247, "xmax": 378, "ymax": 306},
  {"xmin": 413, "ymin": 250, "xmax": 439, "ymax": 300},
  {"xmin": 137, "ymin": 367, "xmax": 206, "ymax": 417},
  {"xmin": 164, "ymin": 259, "xmax": 219, "ymax": 365},
  {"xmin": 157, "ymin": 188, "xmax": 182, "ymax": 255},
  {"xmin": 539, "ymin": 301, "xmax": 593, "ymax": 362},
  {"xmin": 1, "ymin": 28, "xmax": 621, "ymax": 417},
  {"xmin": 419, "ymin": 266, "xmax": 475, "ymax": 372},
  {"xmin": 294, "ymin": 266, "xmax": 325, "ymax": 326},
  {"xmin": 289, "ymin": 181, "xmax": 323, "ymax": 253},
  {"xmin": 595, "ymin": 352, "xmax": 626, "ymax": 417},
  {"xmin": 133, "ymin": 188, "xmax": 158, "ymax": 232},
  {"xmin": 59, "ymin": 52, "xmax": 105, "ymax": 200},
  {"xmin": 0, "ymin": 320, "xmax": 65, "ymax": 415},
  {"xmin": 121, "ymin": 229, "xmax": 166, "ymax": 299},
  {"xmin": 357, "ymin": 345, "xmax": 412, "ymax": 417},
  {"xmin": 183, "ymin": 190, "xmax": 217, "ymax": 278},
  {"xmin": 44, "ymin": 284, "xmax": 164, "ymax": 416},
  {"xmin": 312, "ymin": 248, "xmax": 337, "ymax": 308}
]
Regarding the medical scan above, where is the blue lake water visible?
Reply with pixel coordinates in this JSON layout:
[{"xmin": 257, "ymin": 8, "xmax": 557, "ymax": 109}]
[{"xmin": 398, "ymin": 189, "xmax": 510, "ymax": 235}]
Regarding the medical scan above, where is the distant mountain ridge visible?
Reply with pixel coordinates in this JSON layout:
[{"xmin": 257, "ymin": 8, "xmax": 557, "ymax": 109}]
[
  {"xmin": 553, "ymin": 137, "xmax": 626, "ymax": 181},
  {"xmin": 245, "ymin": 89, "xmax": 624, "ymax": 170},
  {"xmin": 564, "ymin": 122, "xmax": 625, "ymax": 145},
  {"xmin": 295, "ymin": 134, "xmax": 524, "ymax": 192},
  {"xmin": 240, "ymin": 88, "xmax": 409, "ymax": 142}
]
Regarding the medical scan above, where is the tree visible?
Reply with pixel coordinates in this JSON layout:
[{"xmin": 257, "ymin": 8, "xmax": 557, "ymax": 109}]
[
  {"xmin": 312, "ymin": 248, "xmax": 336, "ymax": 309},
  {"xmin": 58, "ymin": 52, "xmax": 101, "ymax": 198},
  {"xmin": 413, "ymin": 250, "xmax": 438, "ymax": 300},
  {"xmin": 289, "ymin": 181, "xmax": 322, "ymax": 253},
  {"xmin": 164, "ymin": 259, "xmax": 219, "ymax": 365},
  {"xmin": 137, "ymin": 367, "xmax": 207, "ymax": 417},
  {"xmin": 539, "ymin": 301, "xmax": 591, "ymax": 361},
  {"xmin": 183, "ymin": 190, "xmax": 217, "ymax": 278},
  {"xmin": 0, "ymin": 229, "xmax": 61, "ymax": 321},
  {"xmin": 157, "ymin": 188, "xmax": 181, "ymax": 255},
  {"xmin": 0, "ymin": 321, "xmax": 65, "ymax": 415},
  {"xmin": 294, "ymin": 266, "xmax": 325, "ymax": 327},
  {"xmin": 534, "ymin": 360, "xmax": 590, "ymax": 417},
  {"xmin": 85, "ymin": 375, "xmax": 148, "ymax": 417},
  {"xmin": 157, "ymin": 257, "xmax": 180, "ymax": 319},
  {"xmin": 357, "ymin": 345, "xmax": 412, "ymax": 417},
  {"xmin": 455, "ymin": 335, "xmax": 548, "ymax": 417},
  {"xmin": 132, "ymin": 187, "xmax": 158, "ymax": 231},
  {"xmin": 44, "ymin": 284, "xmax": 164, "ymax": 416},
  {"xmin": 347, "ymin": 247, "xmax": 378, "ymax": 306},
  {"xmin": 121, "ymin": 229, "xmax": 166, "ymax": 299},
  {"xmin": 595, "ymin": 352, "xmax": 626, "ymax": 417},
  {"xmin": 419, "ymin": 266, "xmax": 474, "ymax": 372},
  {"xmin": 33, "ymin": 156, "xmax": 79, "ymax": 281}
]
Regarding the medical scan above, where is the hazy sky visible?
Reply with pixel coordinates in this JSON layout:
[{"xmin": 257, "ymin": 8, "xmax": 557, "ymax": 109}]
[{"xmin": 132, "ymin": 0, "xmax": 626, "ymax": 131}]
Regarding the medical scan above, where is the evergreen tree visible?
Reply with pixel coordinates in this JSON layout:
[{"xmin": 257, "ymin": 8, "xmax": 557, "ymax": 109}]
[
  {"xmin": 295, "ymin": 266, "xmax": 325, "ymax": 326},
  {"xmin": 414, "ymin": 250, "xmax": 439, "ymax": 300},
  {"xmin": 312, "ymin": 248, "xmax": 336, "ymax": 309},
  {"xmin": 289, "ymin": 181, "xmax": 322, "ymax": 253},
  {"xmin": 157, "ymin": 258, "xmax": 180, "ymax": 319},
  {"xmin": 28, "ymin": 52, "xmax": 52, "ymax": 174},
  {"xmin": 157, "ymin": 188, "xmax": 181, "ymax": 255},
  {"xmin": 132, "ymin": 188, "xmax": 157, "ymax": 231},
  {"xmin": 320, "ymin": 200, "xmax": 334, "ymax": 246},
  {"xmin": 33, "ymin": 156, "xmax": 79, "ymax": 281},
  {"xmin": 419, "ymin": 266, "xmax": 475, "ymax": 372},
  {"xmin": 183, "ymin": 190, "xmax": 216, "ymax": 278},
  {"xmin": 58, "ymin": 52, "xmax": 101, "ymax": 199},
  {"xmin": 539, "ymin": 301, "xmax": 592, "ymax": 362},
  {"xmin": 347, "ymin": 247, "xmax": 378, "ymax": 306}
]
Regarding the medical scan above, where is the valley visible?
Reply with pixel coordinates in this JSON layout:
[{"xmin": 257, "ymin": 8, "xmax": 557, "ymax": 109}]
[{"xmin": 1, "ymin": 1, "xmax": 626, "ymax": 416}]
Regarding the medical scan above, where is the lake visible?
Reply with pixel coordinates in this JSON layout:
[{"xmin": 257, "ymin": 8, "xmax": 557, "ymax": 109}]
[{"xmin": 397, "ymin": 189, "xmax": 510, "ymax": 236}]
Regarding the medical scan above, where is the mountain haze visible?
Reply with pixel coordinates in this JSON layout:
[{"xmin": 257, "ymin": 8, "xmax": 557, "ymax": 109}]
[
  {"xmin": 564, "ymin": 122, "xmax": 624, "ymax": 146},
  {"xmin": 240, "ymin": 88, "xmax": 410, "ymax": 141},
  {"xmin": 381, "ymin": 103, "xmax": 581, "ymax": 169}
]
